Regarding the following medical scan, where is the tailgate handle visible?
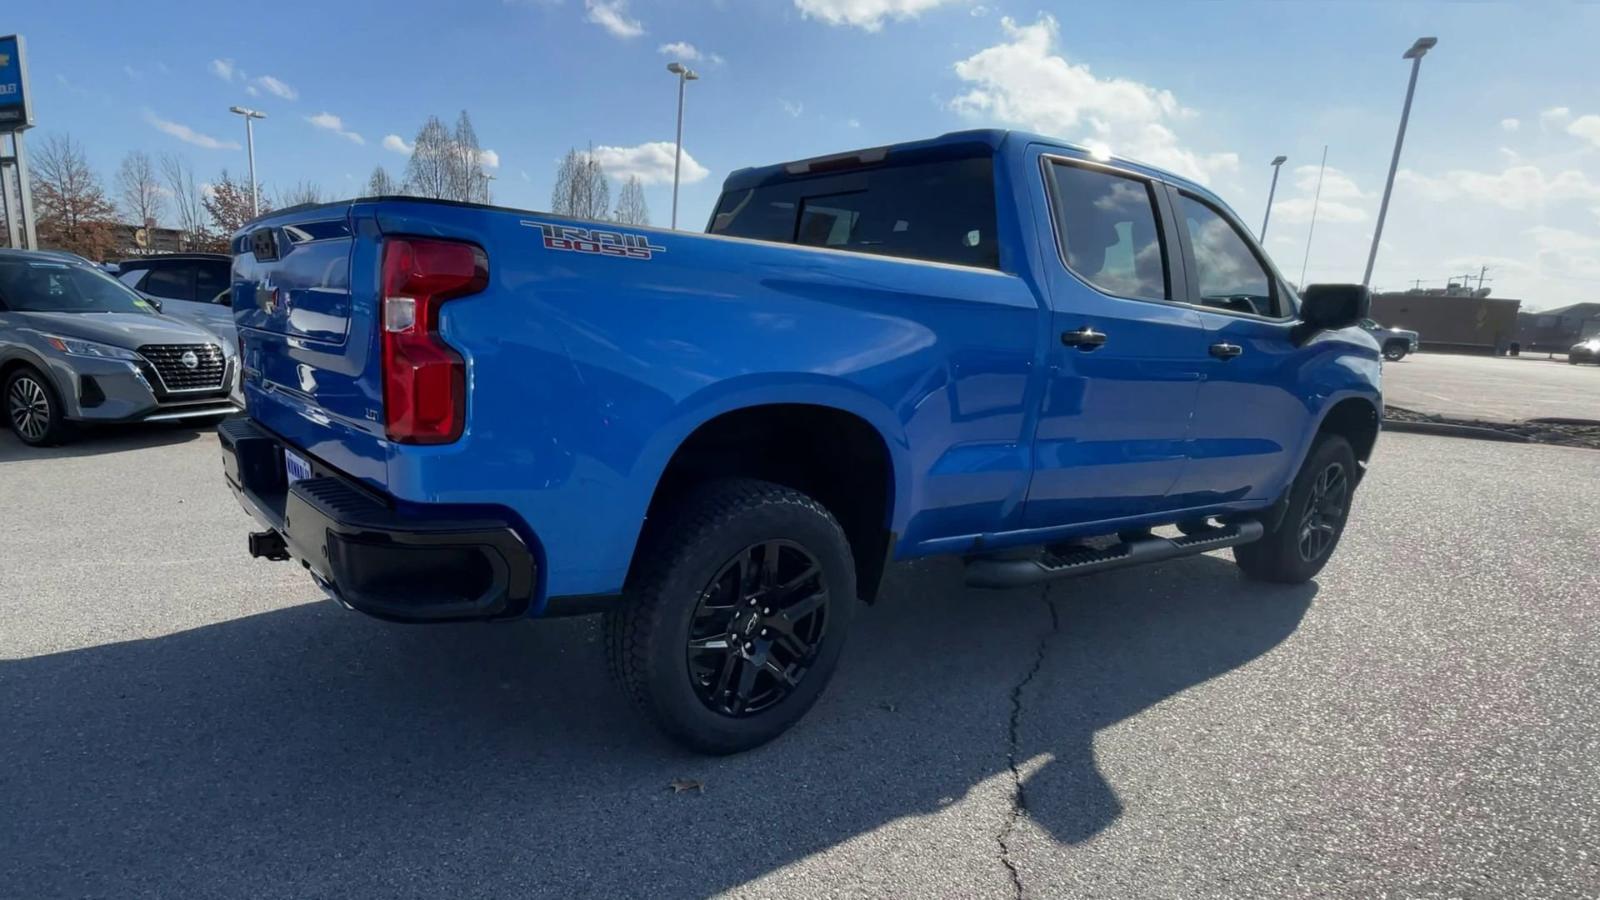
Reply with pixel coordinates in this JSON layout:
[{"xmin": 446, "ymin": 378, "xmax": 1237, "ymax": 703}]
[{"xmin": 251, "ymin": 228, "xmax": 280, "ymax": 262}]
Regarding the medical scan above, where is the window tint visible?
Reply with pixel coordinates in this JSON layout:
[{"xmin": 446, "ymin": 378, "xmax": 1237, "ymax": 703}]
[
  {"xmin": 1179, "ymin": 194, "xmax": 1277, "ymax": 317},
  {"xmin": 141, "ymin": 265, "xmax": 195, "ymax": 301},
  {"xmin": 117, "ymin": 269, "xmax": 147, "ymax": 289},
  {"xmin": 709, "ymin": 156, "xmax": 999, "ymax": 269},
  {"xmin": 1046, "ymin": 162, "xmax": 1167, "ymax": 299},
  {"xmin": 196, "ymin": 264, "xmax": 229, "ymax": 302}
]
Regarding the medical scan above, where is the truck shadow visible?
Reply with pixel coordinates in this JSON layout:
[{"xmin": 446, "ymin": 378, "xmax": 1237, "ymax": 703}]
[{"xmin": 1, "ymin": 555, "xmax": 1311, "ymax": 898}]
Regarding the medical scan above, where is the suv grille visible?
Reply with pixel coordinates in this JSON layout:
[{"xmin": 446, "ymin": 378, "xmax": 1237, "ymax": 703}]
[{"xmin": 138, "ymin": 343, "xmax": 227, "ymax": 392}]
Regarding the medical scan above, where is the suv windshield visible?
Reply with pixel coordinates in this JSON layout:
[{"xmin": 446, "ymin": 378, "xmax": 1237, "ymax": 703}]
[{"xmin": 0, "ymin": 260, "xmax": 157, "ymax": 315}]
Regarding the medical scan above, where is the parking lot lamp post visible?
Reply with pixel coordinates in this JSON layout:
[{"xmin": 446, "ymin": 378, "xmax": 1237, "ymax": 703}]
[
  {"xmin": 666, "ymin": 62, "xmax": 699, "ymax": 230},
  {"xmin": 228, "ymin": 106, "xmax": 267, "ymax": 218},
  {"xmin": 1260, "ymin": 155, "xmax": 1287, "ymax": 240},
  {"xmin": 1362, "ymin": 36, "xmax": 1437, "ymax": 288}
]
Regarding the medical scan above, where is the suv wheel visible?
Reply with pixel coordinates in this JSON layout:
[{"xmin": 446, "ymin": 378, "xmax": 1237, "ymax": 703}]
[
  {"xmin": 6, "ymin": 367, "xmax": 70, "ymax": 446},
  {"xmin": 1233, "ymin": 434, "xmax": 1356, "ymax": 584},
  {"xmin": 1383, "ymin": 342, "xmax": 1409, "ymax": 362},
  {"xmin": 605, "ymin": 478, "xmax": 855, "ymax": 754}
]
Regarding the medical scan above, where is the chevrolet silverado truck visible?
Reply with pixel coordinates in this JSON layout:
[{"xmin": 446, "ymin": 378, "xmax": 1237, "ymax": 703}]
[{"xmin": 218, "ymin": 130, "xmax": 1382, "ymax": 753}]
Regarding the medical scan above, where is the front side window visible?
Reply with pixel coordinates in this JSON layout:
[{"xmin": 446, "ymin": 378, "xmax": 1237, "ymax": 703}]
[
  {"xmin": 1179, "ymin": 194, "xmax": 1278, "ymax": 317},
  {"xmin": 0, "ymin": 261, "xmax": 159, "ymax": 315},
  {"xmin": 1045, "ymin": 161, "xmax": 1167, "ymax": 300},
  {"xmin": 709, "ymin": 156, "xmax": 999, "ymax": 269}
]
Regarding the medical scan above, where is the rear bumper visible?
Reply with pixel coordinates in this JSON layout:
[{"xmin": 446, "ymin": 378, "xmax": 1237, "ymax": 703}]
[{"xmin": 217, "ymin": 415, "xmax": 537, "ymax": 622}]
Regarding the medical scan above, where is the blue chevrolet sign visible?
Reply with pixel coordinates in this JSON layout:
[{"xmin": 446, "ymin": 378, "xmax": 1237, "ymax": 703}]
[{"xmin": 0, "ymin": 34, "xmax": 34, "ymax": 132}]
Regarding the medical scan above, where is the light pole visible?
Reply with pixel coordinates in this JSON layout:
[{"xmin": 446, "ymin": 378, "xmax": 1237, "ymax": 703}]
[
  {"xmin": 666, "ymin": 61, "xmax": 699, "ymax": 230},
  {"xmin": 1260, "ymin": 155, "xmax": 1287, "ymax": 240},
  {"xmin": 1362, "ymin": 36, "xmax": 1436, "ymax": 289},
  {"xmin": 228, "ymin": 106, "xmax": 267, "ymax": 217}
]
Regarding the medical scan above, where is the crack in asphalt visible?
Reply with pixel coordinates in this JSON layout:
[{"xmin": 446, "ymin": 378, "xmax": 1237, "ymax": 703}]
[{"xmin": 997, "ymin": 588, "xmax": 1060, "ymax": 900}]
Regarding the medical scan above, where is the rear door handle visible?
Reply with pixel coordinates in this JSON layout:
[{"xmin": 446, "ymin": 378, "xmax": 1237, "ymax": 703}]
[
  {"xmin": 1061, "ymin": 327, "xmax": 1107, "ymax": 351},
  {"xmin": 1209, "ymin": 342, "xmax": 1243, "ymax": 360}
]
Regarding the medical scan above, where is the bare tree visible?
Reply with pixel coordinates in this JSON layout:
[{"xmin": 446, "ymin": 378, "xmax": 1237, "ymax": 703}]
[
  {"xmin": 614, "ymin": 175, "xmax": 650, "ymax": 225},
  {"xmin": 402, "ymin": 116, "xmax": 453, "ymax": 199},
  {"xmin": 277, "ymin": 180, "xmax": 326, "ymax": 208},
  {"xmin": 204, "ymin": 169, "xmax": 269, "ymax": 238},
  {"xmin": 551, "ymin": 146, "xmax": 611, "ymax": 221},
  {"xmin": 365, "ymin": 166, "xmax": 399, "ymax": 196},
  {"xmin": 448, "ymin": 110, "xmax": 485, "ymax": 203},
  {"xmin": 116, "ymin": 151, "xmax": 165, "ymax": 233},
  {"xmin": 32, "ymin": 133, "xmax": 119, "ymax": 260},
  {"xmin": 161, "ymin": 153, "xmax": 217, "ymax": 252}
]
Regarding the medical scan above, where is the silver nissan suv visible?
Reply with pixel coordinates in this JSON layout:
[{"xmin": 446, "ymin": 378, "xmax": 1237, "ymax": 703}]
[{"xmin": 0, "ymin": 249, "xmax": 240, "ymax": 446}]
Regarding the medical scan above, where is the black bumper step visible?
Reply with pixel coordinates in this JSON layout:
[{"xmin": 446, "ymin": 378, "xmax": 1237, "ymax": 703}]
[{"xmin": 964, "ymin": 521, "xmax": 1264, "ymax": 589}]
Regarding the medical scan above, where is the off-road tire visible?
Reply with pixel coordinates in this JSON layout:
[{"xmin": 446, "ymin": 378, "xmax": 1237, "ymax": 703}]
[
  {"xmin": 604, "ymin": 478, "xmax": 855, "ymax": 754},
  {"xmin": 5, "ymin": 367, "xmax": 71, "ymax": 446},
  {"xmin": 1234, "ymin": 434, "xmax": 1356, "ymax": 584}
]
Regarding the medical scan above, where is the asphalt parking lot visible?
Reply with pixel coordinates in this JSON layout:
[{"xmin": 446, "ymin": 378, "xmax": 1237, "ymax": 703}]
[
  {"xmin": 1383, "ymin": 352, "xmax": 1599, "ymax": 422},
  {"xmin": 3, "ymin": 425, "xmax": 1598, "ymax": 899}
]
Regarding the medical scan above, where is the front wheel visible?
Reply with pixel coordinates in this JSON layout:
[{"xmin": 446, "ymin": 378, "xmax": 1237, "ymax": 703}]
[
  {"xmin": 6, "ymin": 367, "xmax": 71, "ymax": 446},
  {"xmin": 1234, "ymin": 434, "xmax": 1357, "ymax": 584},
  {"xmin": 605, "ymin": 479, "xmax": 855, "ymax": 754},
  {"xmin": 1383, "ymin": 343, "xmax": 1409, "ymax": 362}
]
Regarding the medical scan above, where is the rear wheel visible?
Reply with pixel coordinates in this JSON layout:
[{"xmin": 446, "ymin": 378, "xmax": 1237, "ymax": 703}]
[
  {"xmin": 1383, "ymin": 342, "xmax": 1409, "ymax": 362},
  {"xmin": 605, "ymin": 479, "xmax": 855, "ymax": 754},
  {"xmin": 6, "ymin": 367, "xmax": 70, "ymax": 446},
  {"xmin": 1234, "ymin": 434, "xmax": 1356, "ymax": 584}
]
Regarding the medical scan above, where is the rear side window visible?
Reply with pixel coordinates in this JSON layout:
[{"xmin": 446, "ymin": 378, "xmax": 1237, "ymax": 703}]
[
  {"xmin": 1178, "ymin": 193, "xmax": 1279, "ymax": 317},
  {"xmin": 709, "ymin": 157, "xmax": 999, "ymax": 269},
  {"xmin": 1045, "ymin": 161, "xmax": 1168, "ymax": 300},
  {"xmin": 141, "ymin": 265, "xmax": 195, "ymax": 302},
  {"xmin": 196, "ymin": 263, "xmax": 229, "ymax": 302}
]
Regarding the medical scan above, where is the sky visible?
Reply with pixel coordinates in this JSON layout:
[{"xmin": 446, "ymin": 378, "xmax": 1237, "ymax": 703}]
[{"xmin": 7, "ymin": 0, "xmax": 1600, "ymax": 308}]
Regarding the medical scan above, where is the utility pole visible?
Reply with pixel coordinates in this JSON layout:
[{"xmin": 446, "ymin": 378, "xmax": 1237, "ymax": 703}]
[
  {"xmin": 1260, "ymin": 154, "xmax": 1287, "ymax": 241},
  {"xmin": 1298, "ymin": 145, "xmax": 1328, "ymax": 288},
  {"xmin": 666, "ymin": 62, "xmax": 699, "ymax": 230},
  {"xmin": 229, "ymin": 106, "xmax": 267, "ymax": 217},
  {"xmin": 1362, "ymin": 36, "xmax": 1438, "ymax": 288}
]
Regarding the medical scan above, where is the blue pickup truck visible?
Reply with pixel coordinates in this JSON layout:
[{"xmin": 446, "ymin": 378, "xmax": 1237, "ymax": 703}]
[{"xmin": 219, "ymin": 129, "xmax": 1381, "ymax": 753}]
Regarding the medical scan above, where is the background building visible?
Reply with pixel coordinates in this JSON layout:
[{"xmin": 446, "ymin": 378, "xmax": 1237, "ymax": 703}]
[
  {"xmin": 1516, "ymin": 303, "xmax": 1600, "ymax": 353},
  {"xmin": 1370, "ymin": 288, "xmax": 1522, "ymax": 354}
]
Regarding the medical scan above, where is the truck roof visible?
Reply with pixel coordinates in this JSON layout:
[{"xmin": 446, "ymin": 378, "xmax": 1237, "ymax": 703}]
[{"xmin": 721, "ymin": 128, "xmax": 1221, "ymax": 204}]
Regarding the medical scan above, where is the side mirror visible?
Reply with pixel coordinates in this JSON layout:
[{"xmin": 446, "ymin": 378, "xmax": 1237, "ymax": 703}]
[
  {"xmin": 140, "ymin": 293, "xmax": 164, "ymax": 313},
  {"xmin": 1294, "ymin": 283, "xmax": 1369, "ymax": 344}
]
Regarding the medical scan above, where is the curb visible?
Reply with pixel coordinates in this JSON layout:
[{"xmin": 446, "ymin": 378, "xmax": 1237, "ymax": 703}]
[{"xmin": 1382, "ymin": 419, "xmax": 1533, "ymax": 443}]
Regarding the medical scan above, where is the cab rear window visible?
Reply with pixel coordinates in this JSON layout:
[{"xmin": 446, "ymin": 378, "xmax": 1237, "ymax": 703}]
[{"xmin": 709, "ymin": 156, "xmax": 999, "ymax": 270}]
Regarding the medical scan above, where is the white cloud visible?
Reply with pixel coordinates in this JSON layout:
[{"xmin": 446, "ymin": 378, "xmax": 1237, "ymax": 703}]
[
  {"xmin": 591, "ymin": 141, "xmax": 708, "ymax": 185},
  {"xmin": 1500, "ymin": 117, "xmax": 1520, "ymax": 132},
  {"xmin": 1270, "ymin": 165, "xmax": 1370, "ymax": 224},
  {"xmin": 306, "ymin": 112, "xmax": 365, "ymax": 145},
  {"xmin": 1398, "ymin": 164, "xmax": 1600, "ymax": 210},
  {"xmin": 1526, "ymin": 225, "xmax": 1600, "ymax": 283},
  {"xmin": 209, "ymin": 58, "xmax": 236, "ymax": 81},
  {"xmin": 794, "ymin": 0, "xmax": 961, "ymax": 31},
  {"xmin": 144, "ymin": 110, "xmax": 241, "ymax": 150},
  {"xmin": 245, "ymin": 84, "xmax": 259, "ymax": 97},
  {"xmin": 949, "ymin": 15, "xmax": 1237, "ymax": 183},
  {"xmin": 847, "ymin": 118, "xmax": 861, "ymax": 128},
  {"xmin": 478, "ymin": 149, "xmax": 501, "ymax": 169},
  {"xmin": 1540, "ymin": 106, "xmax": 1571, "ymax": 126},
  {"xmin": 253, "ymin": 75, "xmax": 298, "ymax": 101},
  {"xmin": 382, "ymin": 134, "xmax": 413, "ymax": 154},
  {"xmin": 780, "ymin": 99, "xmax": 804, "ymax": 118},
  {"xmin": 1567, "ymin": 114, "xmax": 1600, "ymax": 149},
  {"xmin": 658, "ymin": 41, "xmax": 700, "ymax": 60},
  {"xmin": 585, "ymin": 0, "xmax": 643, "ymax": 38}
]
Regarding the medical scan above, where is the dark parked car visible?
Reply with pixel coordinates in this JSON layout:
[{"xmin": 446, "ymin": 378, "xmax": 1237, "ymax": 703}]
[
  {"xmin": 114, "ymin": 253, "xmax": 234, "ymax": 339},
  {"xmin": 1569, "ymin": 338, "xmax": 1600, "ymax": 365},
  {"xmin": 1, "ymin": 249, "xmax": 239, "ymax": 445}
]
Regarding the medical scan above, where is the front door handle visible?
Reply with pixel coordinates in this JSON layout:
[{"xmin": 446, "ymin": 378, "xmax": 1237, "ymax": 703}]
[
  {"xmin": 1061, "ymin": 327, "xmax": 1107, "ymax": 351},
  {"xmin": 1209, "ymin": 342, "xmax": 1243, "ymax": 360}
]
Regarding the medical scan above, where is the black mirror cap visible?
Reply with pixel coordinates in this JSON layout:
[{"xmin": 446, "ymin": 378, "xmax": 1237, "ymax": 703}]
[
  {"xmin": 1294, "ymin": 283, "xmax": 1370, "ymax": 345},
  {"xmin": 140, "ymin": 293, "xmax": 164, "ymax": 313}
]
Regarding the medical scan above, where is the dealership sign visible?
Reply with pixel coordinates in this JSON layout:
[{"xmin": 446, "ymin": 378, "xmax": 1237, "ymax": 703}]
[{"xmin": 0, "ymin": 34, "xmax": 34, "ymax": 133}]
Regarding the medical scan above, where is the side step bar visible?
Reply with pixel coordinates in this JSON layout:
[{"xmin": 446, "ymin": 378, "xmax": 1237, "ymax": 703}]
[{"xmin": 964, "ymin": 521, "xmax": 1264, "ymax": 589}]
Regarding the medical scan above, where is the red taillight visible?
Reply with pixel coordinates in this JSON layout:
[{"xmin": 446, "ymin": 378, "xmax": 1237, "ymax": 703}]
[{"xmin": 380, "ymin": 238, "xmax": 487, "ymax": 444}]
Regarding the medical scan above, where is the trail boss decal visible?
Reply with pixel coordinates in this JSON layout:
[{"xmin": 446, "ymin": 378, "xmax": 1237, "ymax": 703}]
[{"xmin": 522, "ymin": 222, "xmax": 666, "ymax": 261}]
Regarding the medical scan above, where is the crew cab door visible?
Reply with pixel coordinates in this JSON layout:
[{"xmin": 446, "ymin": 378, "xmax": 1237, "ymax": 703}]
[
  {"xmin": 1162, "ymin": 185, "xmax": 1314, "ymax": 504},
  {"xmin": 1021, "ymin": 152, "xmax": 1212, "ymax": 528}
]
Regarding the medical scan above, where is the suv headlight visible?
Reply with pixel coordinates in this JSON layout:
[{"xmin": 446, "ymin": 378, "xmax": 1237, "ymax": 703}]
[{"xmin": 43, "ymin": 334, "xmax": 141, "ymax": 361}]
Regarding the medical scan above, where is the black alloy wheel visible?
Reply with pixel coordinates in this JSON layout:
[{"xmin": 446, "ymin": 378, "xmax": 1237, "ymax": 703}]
[
  {"xmin": 1296, "ymin": 461, "xmax": 1348, "ymax": 563},
  {"xmin": 686, "ymin": 540, "xmax": 829, "ymax": 717}
]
